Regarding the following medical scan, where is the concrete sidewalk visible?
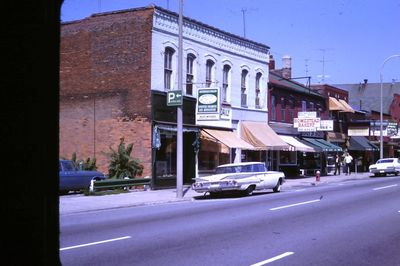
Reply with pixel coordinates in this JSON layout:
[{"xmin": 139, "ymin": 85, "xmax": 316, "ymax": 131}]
[{"xmin": 60, "ymin": 172, "xmax": 372, "ymax": 215}]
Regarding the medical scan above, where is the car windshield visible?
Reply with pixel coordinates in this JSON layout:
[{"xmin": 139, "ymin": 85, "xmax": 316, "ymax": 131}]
[
  {"xmin": 60, "ymin": 161, "xmax": 78, "ymax": 171},
  {"xmin": 215, "ymin": 164, "xmax": 266, "ymax": 174},
  {"xmin": 377, "ymin": 159, "xmax": 394, "ymax": 164}
]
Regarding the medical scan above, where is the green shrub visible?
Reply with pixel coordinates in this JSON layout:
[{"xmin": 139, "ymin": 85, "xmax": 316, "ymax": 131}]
[{"xmin": 105, "ymin": 137, "xmax": 144, "ymax": 179}]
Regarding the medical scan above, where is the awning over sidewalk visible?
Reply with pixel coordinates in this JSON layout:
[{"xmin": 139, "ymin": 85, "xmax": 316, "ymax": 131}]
[
  {"xmin": 329, "ymin": 97, "xmax": 345, "ymax": 111},
  {"xmin": 241, "ymin": 121, "xmax": 290, "ymax": 150},
  {"xmin": 348, "ymin": 136, "xmax": 379, "ymax": 151},
  {"xmin": 201, "ymin": 129, "xmax": 255, "ymax": 150},
  {"xmin": 279, "ymin": 135, "xmax": 316, "ymax": 152},
  {"xmin": 302, "ymin": 138, "xmax": 342, "ymax": 152},
  {"xmin": 328, "ymin": 97, "xmax": 354, "ymax": 113},
  {"xmin": 338, "ymin": 99, "xmax": 355, "ymax": 113}
]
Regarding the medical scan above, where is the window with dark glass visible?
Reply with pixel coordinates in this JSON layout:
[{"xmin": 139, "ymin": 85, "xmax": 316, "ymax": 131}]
[
  {"xmin": 186, "ymin": 53, "xmax": 195, "ymax": 95},
  {"xmin": 222, "ymin": 64, "xmax": 230, "ymax": 102},
  {"xmin": 289, "ymin": 98, "xmax": 295, "ymax": 122},
  {"xmin": 164, "ymin": 47, "xmax": 175, "ymax": 90},
  {"xmin": 302, "ymin": 100, "xmax": 307, "ymax": 111},
  {"xmin": 255, "ymin": 72, "xmax": 262, "ymax": 108},
  {"xmin": 206, "ymin": 59, "xmax": 214, "ymax": 87},
  {"xmin": 271, "ymin": 95, "xmax": 276, "ymax": 120},
  {"xmin": 281, "ymin": 97, "xmax": 286, "ymax": 122},
  {"xmin": 241, "ymin": 69, "xmax": 248, "ymax": 107}
]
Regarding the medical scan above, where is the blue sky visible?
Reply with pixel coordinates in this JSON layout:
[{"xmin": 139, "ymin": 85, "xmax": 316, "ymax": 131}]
[{"xmin": 61, "ymin": 0, "xmax": 400, "ymax": 85}]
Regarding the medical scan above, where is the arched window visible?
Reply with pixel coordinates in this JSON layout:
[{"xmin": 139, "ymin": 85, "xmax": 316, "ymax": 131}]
[
  {"xmin": 164, "ymin": 47, "xmax": 175, "ymax": 90},
  {"xmin": 241, "ymin": 69, "xmax": 248, "ymax": 107},
  {"xmin": 255, "ymin": 72, "xmax": 262, "ymax": 108},
  {"xmin": 186, "ymin": 53, "xmax": 196, "ymax": 95},
  {"xmin": 222, "ymin": 64, "xmax": 231, "ymax": 102},
  {"xmin": 206, "ymin": 59, "xmax": 214, "ymax": 87}
]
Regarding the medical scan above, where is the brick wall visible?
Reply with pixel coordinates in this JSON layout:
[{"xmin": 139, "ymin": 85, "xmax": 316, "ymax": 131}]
[{"xmin": 60, "ymin": 8, "xmax": 155, "ymax": 176}]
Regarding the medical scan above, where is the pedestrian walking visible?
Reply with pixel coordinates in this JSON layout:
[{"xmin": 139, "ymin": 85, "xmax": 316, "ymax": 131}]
[
  {"xmin": 343, "ymin": 152, "xmax": 353, "ymax": 175},
  {"xmin": 334, "ymin": 154, "xmax": 341, "ymax": 175}
]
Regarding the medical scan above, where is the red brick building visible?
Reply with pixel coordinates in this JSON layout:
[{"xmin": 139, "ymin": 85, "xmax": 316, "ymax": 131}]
[{"xmin": 60, "ymin": 7, "xmax": 154, "ymax": 177}]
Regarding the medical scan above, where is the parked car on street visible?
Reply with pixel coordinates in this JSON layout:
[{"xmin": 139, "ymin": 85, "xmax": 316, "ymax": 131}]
[
  {"xmin": 59, "ymin": 159, "xmax": 106, "ymax": 194},
  {"xmin": 368, "ymin": 158, "xmax": 400, "ymax": 177},
  {"xmin": 192, "ymin": 162, "xmax": 285, "ymax": 196}
]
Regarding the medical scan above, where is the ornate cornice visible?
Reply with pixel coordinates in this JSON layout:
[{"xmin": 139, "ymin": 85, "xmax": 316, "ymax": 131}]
[{"xmin": 153, "ymin": 8, "xmax": 269, "ymax": 61}]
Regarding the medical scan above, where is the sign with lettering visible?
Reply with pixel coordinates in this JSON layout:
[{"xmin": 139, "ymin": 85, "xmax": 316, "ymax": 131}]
[
  {"xmin": 166, "ymin": 90, "xmax": 182, "ymax": 106},
  {"xmin": 197, "ymin": 88, "xmax": 220, "ymax": 121}
]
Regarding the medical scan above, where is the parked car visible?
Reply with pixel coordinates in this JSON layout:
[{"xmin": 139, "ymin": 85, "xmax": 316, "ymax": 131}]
[
  {"xmin": 369, "ymin": 158, "xmax": 400, "ymax": 177},
  {"xmin": 59, "ymin": 160, "xmax": 106, "ymax": 194},
  {"xmin": 192, "ymin": 162, "xmax": 285, "ymax": 196}
]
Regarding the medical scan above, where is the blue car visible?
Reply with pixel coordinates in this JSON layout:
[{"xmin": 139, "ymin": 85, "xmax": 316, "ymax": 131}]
[{"xmin": 59, "ymin": 160, "xmax": 106, "ymax": 194}]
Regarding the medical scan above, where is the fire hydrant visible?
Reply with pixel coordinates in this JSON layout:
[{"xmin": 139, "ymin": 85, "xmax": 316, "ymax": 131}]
[{"xmin": 315, "ymin": 170, "xmax": 321, "ymax": 182}]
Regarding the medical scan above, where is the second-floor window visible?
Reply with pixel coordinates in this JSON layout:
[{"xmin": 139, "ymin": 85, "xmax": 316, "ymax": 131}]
[
  {"xmin": 222, "ymin": 64, "xmax": 231, "ymax": 103},
  {"xmin": 186, "ymin": 53, "xmax": 195, "ymax": 95},
  {"xmin": 241, "ymin": 69, "xmax": 248, "ymax": 107},
  {"xmin": 255, "ymin": 72, "xmax": 262, "ymax": 108},
  {"xmin": 164, "ymin": 47, "xmax": 175, "ymax": 90},
  {"xmin": 271, "ymin": 95, "xmax": 276, "ymax": 120},
  {"xmin": 206, "ymin": 59, "xmax": 214, "ymax": 87},
  {"xmin": 289, "ymin": 98, "xmax": 295, "ymax": 122},
  {"xmin": 302, "ymin": 100, "xmax": 307, "ymax": 111},
  {"xmin": 281, "ymin": 97, "xmax": 286, "ymax": 122},
  {"xmin": 309, "ymin": 101, "xmax": 315, "ymax": 111}
]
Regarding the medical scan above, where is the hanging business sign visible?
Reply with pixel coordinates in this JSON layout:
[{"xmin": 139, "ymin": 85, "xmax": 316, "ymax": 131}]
[
  {"xmin": 294, "ymin": 117, "xmax": 320, "ymax": 132},
  {"xmin": 197, "ymin": 88, "xmax": 220, "ymax": 121},
  {"xmin": 317, "ymin": 120, "xmax": 334, "ymax": 131}
]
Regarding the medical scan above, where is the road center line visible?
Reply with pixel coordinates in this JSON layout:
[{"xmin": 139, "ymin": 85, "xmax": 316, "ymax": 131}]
[
  {"xmin": 372, "ymin": 184, "xmax": 398, "ymax": 191},
  {"xmin": 60, "ymin": 236, "xmax": 131, "ymax": 251},
  {"xmin": 250, "ymin": 252, "xmax": 294, "ymax": 266},
  {"xmin": 270, "ymin": 199, "xmax": 321, "ymax": 211}
]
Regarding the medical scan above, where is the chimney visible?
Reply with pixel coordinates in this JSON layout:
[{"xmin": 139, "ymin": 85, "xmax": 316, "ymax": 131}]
[
  {"xmin": 282, "ymin": 55, "xmax": 292, "ymax": 79},
  {"xmin": 269, "ymin": 55, "xmax": 275, "ymax": 70}
]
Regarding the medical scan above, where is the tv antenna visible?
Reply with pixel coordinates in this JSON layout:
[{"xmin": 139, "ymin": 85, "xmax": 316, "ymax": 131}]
[
  {"xmin": 240, "ymin": 7, "xmax": 258, "ymax": 38},
  {"xmin": 316, "ymin": 48, "xmax": 333, "ymax": 83}
]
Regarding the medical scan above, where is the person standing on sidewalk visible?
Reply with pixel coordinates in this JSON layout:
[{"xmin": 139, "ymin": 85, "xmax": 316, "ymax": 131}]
[
  {"xmin": 334, "ymin": 154, "xmax": 341, "ymax": 175},
  {"xmin": 344, "ymin": 152, "xmax": 353, "ymax": 175}
]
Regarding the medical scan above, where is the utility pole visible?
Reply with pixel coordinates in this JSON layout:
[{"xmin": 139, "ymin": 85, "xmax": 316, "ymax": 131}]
[{"xmin": 176, "ymin": 0, "xmax": 183, "ymax": 198}]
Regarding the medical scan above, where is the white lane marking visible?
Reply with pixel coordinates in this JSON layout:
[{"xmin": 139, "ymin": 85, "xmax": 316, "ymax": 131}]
[
  {"xmin": 372, "ymin": 184, "xmax": 398, "ymax": 191},
  {"xmin": 250, "ymin": 252, "xmax": 294, "ymax": 266},
  {"xmin": 60, "ymin": 236, "xmax": 131, "ymax": 251},
  {"xmin": 270, "ymin": 199, "xmax": 321, "ymax": 211},
  {"xmin": 294, "ymin": 189, "xmax": 306, "ymax": 192}
]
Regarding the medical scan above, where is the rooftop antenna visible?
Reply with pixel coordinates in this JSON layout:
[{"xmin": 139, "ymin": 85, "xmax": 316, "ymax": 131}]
[
  {"xmin": 304, "ymin": 59, "xmax": 310, "ymax": 76},
  {"xmin": 240, "ymin": 7, "xmax": 258, "ymax": 38},
  {"xmin": 241, "ymin": 8, "xmax": 247, "ymax": 38},
  {"xmin": 316, "ymin": 48, "xmax": 333, "ymax": 83}
]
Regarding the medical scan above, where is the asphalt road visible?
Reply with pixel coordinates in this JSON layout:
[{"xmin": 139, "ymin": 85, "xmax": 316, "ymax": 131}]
[{"xmin": 60, "ymin": 176, "xmax": 400, "ymax": 266}]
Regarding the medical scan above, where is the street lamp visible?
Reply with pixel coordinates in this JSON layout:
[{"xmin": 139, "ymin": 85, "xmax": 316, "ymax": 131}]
[{"xmin": 379, "ymin": 54, "xmax": 400, "ymax": 159}]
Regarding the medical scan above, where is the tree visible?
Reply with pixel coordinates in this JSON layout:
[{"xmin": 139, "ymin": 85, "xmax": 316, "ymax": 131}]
[{"xmin": 106, "ymin": 137, "xmax": 144, "ymax": 179}]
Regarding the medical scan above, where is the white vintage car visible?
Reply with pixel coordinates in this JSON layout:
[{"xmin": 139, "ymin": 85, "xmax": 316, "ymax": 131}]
[
  {"xmin": 192, "ymin": 162, "xmax": 285, "ymax": 196},
  {"xmin": 369, "ymin": 158, "xmax": 400, "ymax": 176}
]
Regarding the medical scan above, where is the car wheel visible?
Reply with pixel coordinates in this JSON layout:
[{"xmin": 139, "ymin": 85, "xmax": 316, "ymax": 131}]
[
  {"xmin": 273, "ymin": 179, "xmax": 282, "ymax": 193},
  {"xmin": 243, "ymin": 185, "xmax": 255, "ymax": 196}
]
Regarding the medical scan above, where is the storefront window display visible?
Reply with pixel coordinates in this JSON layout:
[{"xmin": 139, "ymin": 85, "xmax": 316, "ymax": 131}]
[{"xmin": 198, "ymin": 139, "xmax": 230, "ymax": 172}]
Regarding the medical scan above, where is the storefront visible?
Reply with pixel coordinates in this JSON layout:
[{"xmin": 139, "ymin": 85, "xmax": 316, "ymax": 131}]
[
  {"xmin": 278, "ymin": 135, "xmax": 316, "ymax": 177},
  {"xmin": 151, "ymin": 91, "xmax": 198, "ymax": 189},
  {"xmin": 347, "ymin": 136, "xmax": 379, "ymax": 172},
  {"xmin": 240, "ymin": 121, "xmax": 290, "ymax": 170},
  {"xmin": 299, "ymin": 137, "xmax": 342, "ymax": 175},
  {"xmin": 199, "ymin": 128, "xmax": 255, "ymax": 174}
]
